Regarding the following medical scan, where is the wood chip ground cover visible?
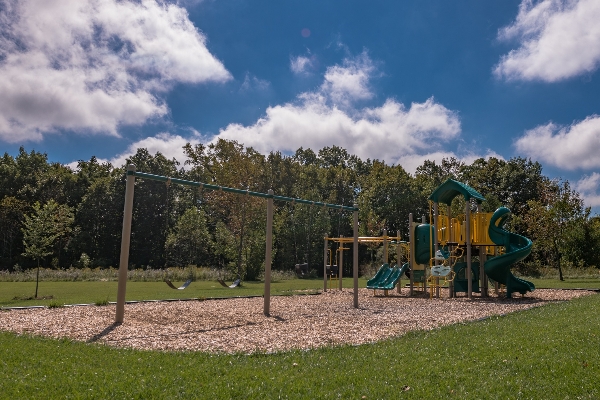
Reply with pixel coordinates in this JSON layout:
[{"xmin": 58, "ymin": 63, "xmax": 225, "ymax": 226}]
[{"xmin": 0, "ymin": 289, "xmax": 594, "ymax": 354}]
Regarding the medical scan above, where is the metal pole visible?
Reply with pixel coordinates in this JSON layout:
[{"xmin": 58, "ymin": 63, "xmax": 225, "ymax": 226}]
[
  {"xmin": 433, "ymin": 202, "xmax": 440, "ymax": 298},
  {"xmin": 115, "ymin": 164, "xmax": 136, "ymax": 323},
  {"xmin": 323, "ymin": 235, "xmax": 328, "ymax": 292},
  {"xmin": 383, "ymin": 229, "xmax": 388, "ymax": 265},
  {"xmin": 339, "ymin": 236, "xmax": 344, "ymax": 291},
  {"xmin": 447, "ymin": 205, "xmax": 454, "ymax": 298},
  {"xmin": 477, "ymin": 203, "xmax": 487, "ymax": 298},
  {"xmin": 466, "ymin": 202, "xmax": 472, "ymax": 299},
  {"xmin": 409, "ymin": 213, "xmax": 414, "ymax": 296},
  {"xmin": 264, "ymin": 189, "xmax": 274, "ymax": 315},
  {"xmin": 353, "ymin": 205, "xmax": 359, "ymax": 308},
  {"xmin": 397, "ymin": 230, "xmax": 402, "ymax": 294}
]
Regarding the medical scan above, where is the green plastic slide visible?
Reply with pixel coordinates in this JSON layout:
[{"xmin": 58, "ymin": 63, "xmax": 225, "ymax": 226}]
[
  {"xmin": 366, "ymin": 263, "xmax": 409, "ymax": 290},
  {"xmin": 379, "ymin": 263, "xmax": 409, "ymax": 290},
  {"xmin": 366, "ymin": 264, "xmax": 392, "ymax": 288},
  {"xmin": 485, "ymin": 207, "xmax": 535, "ymax": 298}
]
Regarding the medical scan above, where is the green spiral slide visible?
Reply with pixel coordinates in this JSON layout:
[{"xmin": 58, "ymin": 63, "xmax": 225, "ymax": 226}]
[{"xmin": 485, "ymin": 207, "xmax": 535, "ymax": 298}]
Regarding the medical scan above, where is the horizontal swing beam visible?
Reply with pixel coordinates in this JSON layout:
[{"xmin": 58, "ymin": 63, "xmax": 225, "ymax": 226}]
[
  {"xmin": 128, "ymin": 171, "xmax": 358, "ymax": 211},
  {"xmin": 328, "ymin": 236, "xmax": 404, "ymax": 243}
]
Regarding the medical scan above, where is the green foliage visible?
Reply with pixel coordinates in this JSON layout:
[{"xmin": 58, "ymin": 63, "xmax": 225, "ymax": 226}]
[
  {"xmin": 21, "ymin": 201, "xmax": 60, "ymax": 263},
  {"xmin": 0, "ymin": 294, "xmax": 598, "ymax": 398},
  {"xmin": 165, "ymin": 207, "xmax": 213, "ymax": 267},
  {"xmin": 46, "ymin": 301, "xmax": 64, "ymax": 308},
  {"xmin": 2, "ymin": 142, "xmax": 600, "ymax": 281}
]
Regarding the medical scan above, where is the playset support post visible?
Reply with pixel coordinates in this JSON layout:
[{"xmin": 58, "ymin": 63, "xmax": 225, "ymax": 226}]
[
  {"xmin": 264, "ymin": 189, "xmax": 273, "ymax": 315},
  {"xmin": 408, "ymin": 213, "xmax": 414, "ymax": 296},
  {"xmin": 116, "ymin": 164, "xmax": 136, "ymax": 323},
  {"xmin": 465, "ymin": 202, "xmax": 472, "ymax": 299},
  {"xmin": 447, "ymin": 205, "xmax": 454, "ymax": 298},
  {"xmin": 383, "ymin": 229, "xmax": 388, "ymax": 264},
  {"xmin": 323, "ymin": 235, "xmax": 328, "ymax": 292},
  {"xmin": 433, "ymin": 202, "xmax": 440, "ymax": 298},
  {"xmin": 339, "ymin": 236, "xmax": 344, "ymax": 291},
  {"xmin": 353, "ymin": 204, "xmax": 359, "ymax": 308},
  {"xmin": 477, "ymin": 203, "xmax": 488, "ymax": 298},
  {"xmin": 397, "ymin": 230, "xmax": 402, "ymax": 294}
]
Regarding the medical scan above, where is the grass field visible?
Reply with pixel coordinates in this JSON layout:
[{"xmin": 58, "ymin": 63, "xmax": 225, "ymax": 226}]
[
  {"xmin": 1, "ymin": 292, "xmax": 598, "ymax": 399},
  {"xmin": 2, "ymin": 275, "xmax": 599, "ymax": 308},
  {"xmin": 0, "ymin": 278, "xmax": 365, "ymax": 308}
]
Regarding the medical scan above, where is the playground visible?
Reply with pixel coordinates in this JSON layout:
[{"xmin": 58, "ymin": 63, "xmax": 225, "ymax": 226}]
[
  {"xmin": 0, "ymin": 287, "xmax": 593, "ymax": 353},
  {"xmin": 1, "ymin": 173, "xmax": 598, "ymax": 354}
]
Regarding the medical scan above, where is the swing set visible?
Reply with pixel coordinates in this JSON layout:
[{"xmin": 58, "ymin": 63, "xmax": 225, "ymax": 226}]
[{"xmin": 115, "ymin": 165, "xmax": 359, "ymax": 323}]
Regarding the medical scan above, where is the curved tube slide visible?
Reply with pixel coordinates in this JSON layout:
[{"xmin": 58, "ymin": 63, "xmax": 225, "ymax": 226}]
[{"xmin": 485, "ymin": 207, "xmax": 535, "ymax": 298}]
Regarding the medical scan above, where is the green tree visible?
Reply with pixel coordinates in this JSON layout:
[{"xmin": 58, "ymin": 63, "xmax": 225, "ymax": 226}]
[
  {"xmin": 0, "ymin": 196, "xmax": 27, "ymax": 268},
  {"xmin": 72, "ymin": 173, "xmax": 123, "ymax": 267},
  {"xmin": 165, "ymin": 208, "xmax": 212, "ymax": 267},
  {"xmin": 523, "ymin": 180, "xmax": 586, "ymax": 280},
  {"xmin": 186, "ymin": 139, "xmax": 266, "ymax": 278},
  {"xmin": 22, "ymin": 201, "xmax": 60, "ymax": 297},
  {"xmin": 126, "ymin": 149, "xmax": 180, "ymax": 268}
]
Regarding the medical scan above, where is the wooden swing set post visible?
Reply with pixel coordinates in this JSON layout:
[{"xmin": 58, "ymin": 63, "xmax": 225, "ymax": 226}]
[
  {"xmin": 115, "ymin": 164, "xmax": 136, "ymax": 323},
  {"xmin": 114, "ymin": 169, "xmax": 359, "ymax": 322},
  {"xmin": 264, "ymin": 189, "xmax": 273, "ymax": 316}
]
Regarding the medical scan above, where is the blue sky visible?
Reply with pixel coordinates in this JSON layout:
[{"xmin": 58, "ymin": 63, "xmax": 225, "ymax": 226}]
[{"xmin": 2, "ymin": 0, "xmax": 600, "ymax": 210}]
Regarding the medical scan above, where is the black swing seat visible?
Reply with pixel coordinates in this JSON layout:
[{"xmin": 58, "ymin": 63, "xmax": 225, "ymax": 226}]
[
  {"xmin": 165, "ymin": 279, "xmax": 192, "ymax": 290},
  {"xmin": 218, "ymin": 278, "xmax": 242, "ymax": 288}
]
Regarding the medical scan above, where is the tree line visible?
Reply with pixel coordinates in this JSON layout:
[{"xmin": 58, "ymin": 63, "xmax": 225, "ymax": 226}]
[{"xmin": 1, "ymin": 140, "xmax": 598, "ymax": 280}]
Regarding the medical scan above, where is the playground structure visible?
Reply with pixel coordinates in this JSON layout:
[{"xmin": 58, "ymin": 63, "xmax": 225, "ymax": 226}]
[
  {"xmin": 115, "ymin": 165, "xmax": 360, "ymax": 323},
  {"xmin": 333, "ymin": 179, "xmax": 535, "ymax": 300},
  {"xmin": 325, "ymin": 231, "xmax": 410, "ymax": 294},
  {"xmin": 366, "ymin": 179, "xmax": 535, "ymax": 299}
]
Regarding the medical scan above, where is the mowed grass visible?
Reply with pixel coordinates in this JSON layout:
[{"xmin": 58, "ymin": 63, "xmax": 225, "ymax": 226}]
[
  {"xmin": 0, "ymin": 278, "xmax": 367, "ymax": 307},
  {"xmin": 527, "ymin": 277, "xmax": 600, "ymax": 290},
  {"xmin": 2, "ymin": 275, "xmax": 599, "ymax": 308},
  {"xmin": 1, "ymin": 293, "xmax": 598, "ymax": 399}
]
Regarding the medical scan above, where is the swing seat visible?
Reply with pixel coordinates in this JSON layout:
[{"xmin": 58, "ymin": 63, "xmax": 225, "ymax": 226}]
[
  {"xmin": 165, "ymin": 279, "xmax": 192, "ymax": 290},
  {"xmin": 218, "ymin": 278, "xmax": 242, "ymax": 288}
]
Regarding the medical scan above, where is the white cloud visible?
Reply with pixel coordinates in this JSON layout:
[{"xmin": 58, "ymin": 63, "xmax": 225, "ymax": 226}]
[
  {"xmin": 90, "ymin": 132, "xmax": 202, "ymax": 169},
  {"xmin": 514, "ymin": 115, "xmax": 600, "ymax": 169},
  {"xmin": 495, "ymin": 0, "xmax": 600, "ymax": 81},
  {"xmin": 320, "ymin": 51, "xmax": 375, "ymax": 107},
  {"xmin": 211, "ymin": 53, "xmax": 462, "ymax": 171},
  {"xmin": 290, "ymin": 56, "xmax": 313, "ymax": 75},
  {"xmin": 290, "ymin": 54, "xmax": 319, "ymax": 75},
  {"xmin": 398, "ymin": 150, "xmax": 505, "ymax": 174},
  {"xmin": 240, "ymin": 73, "xmax": 270, "ymax": 92},
  {"xmin": 0, "ymin": 0, "xmax": 230, "ymax": 143},
  {"xmin": 574, "ymin": 173, "xmax": 600, "ymax": 207}
]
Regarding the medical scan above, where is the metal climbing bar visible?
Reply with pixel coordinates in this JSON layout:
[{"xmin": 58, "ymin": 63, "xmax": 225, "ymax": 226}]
[{"xmin": 128, "ymin": 170, "xmax": 358, "ymax": 211}]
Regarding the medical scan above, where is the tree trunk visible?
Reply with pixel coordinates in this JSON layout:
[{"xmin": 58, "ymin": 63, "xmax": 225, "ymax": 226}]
[
  {"xmin": 236, "ymin": 202, "xmax": 246, "ymax": 279},
  {"xmin": 557, "ymin": 254, "xmax": 564, "ymax": 281},
  {"xmin": 35, "ymin": 258, "xmax": 40, "ymax": 298}
]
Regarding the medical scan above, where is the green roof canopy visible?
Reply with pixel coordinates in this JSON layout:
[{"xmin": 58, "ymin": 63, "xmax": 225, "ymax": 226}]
[{"xmin": 428, "ymin": 179, "xmax": 486, "ymax": 205}]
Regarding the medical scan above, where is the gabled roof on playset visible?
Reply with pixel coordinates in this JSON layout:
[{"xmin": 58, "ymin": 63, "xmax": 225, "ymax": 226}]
[{"xmin": 428, "ymin": 179, "xmax": 486, "ymax": 205}]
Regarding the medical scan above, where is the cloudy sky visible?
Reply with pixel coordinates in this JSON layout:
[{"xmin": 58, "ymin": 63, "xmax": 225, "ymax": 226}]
[{"xmin": 2, "ymin": 0, "xmax": 600, "ymax": 210}]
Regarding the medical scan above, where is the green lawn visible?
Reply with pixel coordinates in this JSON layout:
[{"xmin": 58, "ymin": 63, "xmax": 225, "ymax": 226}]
[
  {"xmin": 1, "ymin": 293, "xmax": 598, "ymax": 399},
  {"xmin": 2, "ymin": 275, "xmax": 599, "ymax": 308},
  {"xmin": 0, "ymin": 278, "xmax": 368, "ymax": 308},
  {"xmin": 527, "ymin": 277, "xmax": 600, "ymax": 289}
]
